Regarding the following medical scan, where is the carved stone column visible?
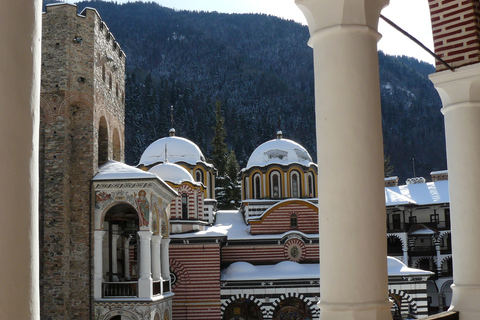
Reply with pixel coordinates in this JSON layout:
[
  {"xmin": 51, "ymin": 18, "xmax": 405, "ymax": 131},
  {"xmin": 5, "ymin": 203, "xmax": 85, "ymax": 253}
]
[
  {"xmin": 138, "ymin": 230, "xmax": 153, "ymax": 298},
  {"xmin": 151, "ymin": 235, "xmax": 163, "ymax": 282},
  {"xmin": 295, "ymin": 0, "xmax": 391, "ymax": 319},
  {"xmin": 94, "ymin": 230, "xmax": 106, "ymax": 299},
  {"xmin": 161, "ymin": 238, "xmax": 171, "ymax": 292}
]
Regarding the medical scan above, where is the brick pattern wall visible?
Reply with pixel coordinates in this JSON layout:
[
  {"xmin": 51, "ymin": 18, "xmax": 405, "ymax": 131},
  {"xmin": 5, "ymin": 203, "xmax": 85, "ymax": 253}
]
[
  {"xmin": 249, "ymin": 201, "xmax": 319, "ymax": 235},
  {"xmin": 170, "ymin": 244, "xmax": 222, "ymax": 320},
  {"xmin": 429, "ymin": 0, "xmax": 480, "ymax": 71},
  {"xmin": 222, "ymin": 243, "xmax": 318, "ymax": 264},
  {"xmin": 40, "ymin": 4, "xmax": 125, "ymax": 319},
  {"xmin": 171, "ymin": 184, "xmax": 204, "ymax": 220}
]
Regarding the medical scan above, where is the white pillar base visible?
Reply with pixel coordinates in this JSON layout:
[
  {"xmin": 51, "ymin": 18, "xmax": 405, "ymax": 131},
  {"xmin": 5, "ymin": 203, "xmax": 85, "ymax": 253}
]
[
  {"xmin": 449, "ymin": 284, "xmax": 480, "ymax": 319},
  {"xmin": 138, "ymin": 277, "xmax": 153, "ymax": 299},
  {"xmin": 319, "ymin": 300, "xmax": 392, "ymax": 320}
]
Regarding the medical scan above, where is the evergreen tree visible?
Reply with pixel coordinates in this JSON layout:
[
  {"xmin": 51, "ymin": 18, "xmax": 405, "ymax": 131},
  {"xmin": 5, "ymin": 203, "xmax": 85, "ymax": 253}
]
[
  {"xmin": 211, "ymin": 100, "xmax": 228, "ymax": 176},
  {"xmin": 219, "ymin": 149, "xmax": 241, "ymax": 209}
]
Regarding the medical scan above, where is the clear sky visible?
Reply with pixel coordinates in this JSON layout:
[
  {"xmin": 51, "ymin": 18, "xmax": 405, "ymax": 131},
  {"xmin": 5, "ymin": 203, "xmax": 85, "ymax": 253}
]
[{"xmin": 73, "ymin": 0, "xmax": 435, "ymax": 64}]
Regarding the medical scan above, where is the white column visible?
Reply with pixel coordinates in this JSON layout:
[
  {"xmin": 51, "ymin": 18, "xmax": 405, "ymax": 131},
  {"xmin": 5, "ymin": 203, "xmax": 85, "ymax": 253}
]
[
  {"xmin": 430, "ymin": 64, "xmax": 480, "ymax": 319},
  {"xmin": 137, "ymin": 230, "xmax": 153, "ymax": 299},
  {"xmin": 436, "ymin": 243, "xmax": 442, "ymax": 275},
  {"xmin": 94, "ymin": 231, "xmax": 106, "ymax": 298},
  {"xmin": 0, "ymin": 1, "xmax": 41, "ymax": 319},
  {"xmin": 403, "ymin": 248, "xmax": 409, "ymax": 266},
  {"xmin": 161, "ymin": 238, "xmax": 171, "ymax": 292},
  {"xmin": 124, "ymin": 236, "xmax": 131, "ymax": 280},
  {"xmin": 295, "ymin": 0, "xmax": 391, "ymax": 319},
  {"xmin": 152, "ymin": 235, "xmax": 163, "ymax": 282},
  {"xmin": 111, "ymin": 234, "xmax": 120, "ymax": 281}
]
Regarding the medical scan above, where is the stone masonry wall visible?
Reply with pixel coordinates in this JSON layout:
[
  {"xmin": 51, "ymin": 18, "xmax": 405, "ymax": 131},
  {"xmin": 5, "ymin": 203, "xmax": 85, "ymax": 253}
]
[
  {"xmin": 429, "ymin": 0, "xmax": 480, "ymax": 71},
  {"xmin": 40, "ymin": 3, "xmax": 125, "ymax": 319}
]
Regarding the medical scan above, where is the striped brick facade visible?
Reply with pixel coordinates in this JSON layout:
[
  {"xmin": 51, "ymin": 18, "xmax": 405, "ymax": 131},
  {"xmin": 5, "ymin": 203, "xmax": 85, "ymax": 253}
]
[
  {"xmin": 170, "ymin": 243, "xmax": 222, "ymax": 320},
  {"xmin": 429, "ymin": 0, "xmax": 480, "ymax": 71},
  {"xmin": 222, "ymin": 242, "xmax": 319, "ymax": 264},
  {"xmin": 249, "ymin": 200, "xmax": 319, "ymax": 235},
  {"xmin": 170, "ymin": 183, "xmax": 204, "ymax": 220}
]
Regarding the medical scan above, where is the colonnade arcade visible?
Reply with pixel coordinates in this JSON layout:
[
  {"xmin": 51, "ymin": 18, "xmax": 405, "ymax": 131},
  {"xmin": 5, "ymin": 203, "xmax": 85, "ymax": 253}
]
[
  {"xmin": 93, "ymin": 177, "xmax": 176, "ymax": 300},
  {"xmin": 3, "ymin": 0, "xmax": 480, "ymax": 319}
]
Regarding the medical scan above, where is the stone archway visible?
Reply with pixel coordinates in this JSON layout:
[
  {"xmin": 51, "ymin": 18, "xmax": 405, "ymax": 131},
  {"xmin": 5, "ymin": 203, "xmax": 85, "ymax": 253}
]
[
  {"xmin": 222, "ymin": 296, "xmax": 264, "ymax": 320},
  {"xmin": 272, "ymin": 297, "xmax": 312, "ymax": 320}
]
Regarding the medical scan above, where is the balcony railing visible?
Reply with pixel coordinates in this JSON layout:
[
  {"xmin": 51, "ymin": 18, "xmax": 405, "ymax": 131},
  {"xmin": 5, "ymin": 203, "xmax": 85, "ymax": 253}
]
[
  {"xmin": 102, "ymin": 281, "xmax": 138, "ymax": 298},
  {"xmin": 163, "ymin": 280, "xmax": 170, "ymax": 293},
  {"xmin": 409, "ymin": 245, "xmax": 436, "ymax": 256},
  {"xmin": 153, "ymin": 280, "xmax": 161, "ymax": 296}
]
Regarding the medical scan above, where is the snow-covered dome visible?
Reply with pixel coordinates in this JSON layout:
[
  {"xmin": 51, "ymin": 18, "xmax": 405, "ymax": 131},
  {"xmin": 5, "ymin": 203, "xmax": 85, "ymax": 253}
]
[
  {"xmin": 139, "ymin": 136, "xmax": 206, "ymax": 166},
  {"xmin": 149, "ymin": 162, "xmax": 195, "ymax": 185},
  {"xmin": 245, "ymin": 134, "xmax": 313, "ymax": 170}
]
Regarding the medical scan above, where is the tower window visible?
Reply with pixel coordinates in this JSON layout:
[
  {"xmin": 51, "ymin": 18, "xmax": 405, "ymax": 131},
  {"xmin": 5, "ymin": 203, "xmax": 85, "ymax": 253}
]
[
  {"xmin": 270, "ymin": 171, "xmax": 281, "ymax": 199},
  {"xmin": 254, "ymin": 174, "xmax": 261, "ymax": 199},
  {"xmin": 290, "ymin": 213, "xmax": 298, "ymax": 229},
  {"xmin": 181, "ymin": 194, "xmax": 188, "ymax": 219},
  {"xmin": 291, "ymin": 171, "xmax": 300, "ymax": 198}
]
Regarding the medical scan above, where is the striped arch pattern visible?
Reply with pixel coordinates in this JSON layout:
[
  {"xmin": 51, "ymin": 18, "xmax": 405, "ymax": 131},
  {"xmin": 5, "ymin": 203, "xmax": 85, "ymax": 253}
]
[
  {"xmin": 169, "ymin": 259, "xmax": 190, "ymax": 288},
  {"xmin": 387, "ymin": 233, "xmax": 406, "ymax": 251},
  {"xmin": 415, "ymin": 256, "xmax": 436, "ymax": 269},
  {"xmin": 438, "ymin": 231, "xmax": 451, "ymax": 243},
  {"xmin": 440, "ymin": 255, "xmax": 452, "ymax": 266},
  {"xmin": 269, "ymin": 292, "xmax": 318, "ymax": 319},
  {"xmin": 221, "ymin": 293, "xmax": 267, "ymax": 319},
  {"xmin": 388, "ymin": 289, "xmax": 418, "ymax": 316}
]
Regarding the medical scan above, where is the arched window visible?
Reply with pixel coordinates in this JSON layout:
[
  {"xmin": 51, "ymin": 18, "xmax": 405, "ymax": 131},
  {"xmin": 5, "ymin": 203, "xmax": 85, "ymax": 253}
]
[
  {"xmin": 270, "ymin": 171, "xmax": 281, "ymax": 199},
  {"xmin": 291, "ymin": 171, "xmax": 300, "ymax": 198},
  {"xmin": 308, "ymin": 172, "xmax": 315, "ymax": 198},
  {"xmin": 181, "ymin": 194, "xmax": 188, "ymax": 219},
  {"xmin": 253, "ymin": 174, "xmax": 261, "ymax": 199},
  {"xmin": 102, "ymin": 64, "xmax": 106, "ymax": 82},
  {"xmin": 290, "ymin": 213, "xmax": 298, "ymax": 229},
  {"xmin": 98, "ymin": 116, "xmax": 108, "ymax": 167},
  {"xmin": 195, "ymin": 169, "xmax": 204, "ymax": 184}
]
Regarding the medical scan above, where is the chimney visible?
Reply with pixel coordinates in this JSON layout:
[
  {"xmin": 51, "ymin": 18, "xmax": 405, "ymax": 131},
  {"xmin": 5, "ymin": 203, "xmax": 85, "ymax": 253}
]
[
  {"xmin": 406, "ymin": 177, "xmax": 426, "ymax": 185},
  {"xmin": 384, "ymin": 176, "xmax": 399, "ymax": 187},
  {"xmin": 431, "ymin": 170, "xmax": 448, "ymax": 182}
]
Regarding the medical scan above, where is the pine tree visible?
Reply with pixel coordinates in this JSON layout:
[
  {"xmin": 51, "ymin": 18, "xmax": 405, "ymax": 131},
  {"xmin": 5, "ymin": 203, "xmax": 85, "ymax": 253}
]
[
  {"xmin": 211, "ymin": 100, "xmax": 228, "ymax": 176},
  {"xmin": 220, "ymin": 149, "xmax": 241, "ymax": 209}
]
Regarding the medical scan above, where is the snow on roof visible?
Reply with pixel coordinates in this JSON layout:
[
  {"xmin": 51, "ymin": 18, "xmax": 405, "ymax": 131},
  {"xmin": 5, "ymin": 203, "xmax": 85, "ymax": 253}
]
[
  {"xmin": 244, "ymin": 137, "xmax": 314, "ymax": 170},
  {"xmin": 139, "ymin": 136, "xmax": 208, "ymax": 166},
  {"xmin": 386, "ymin": 180, "xmax": 449, "ymax": 206},
  {"xmin": 387, "ymin": 257, "xmax": 434, "ymax": 277},
  {"xmin": 149, "ymin": 162, "xmax": 196, "ymax": 185},
  {"xmin": 170, "ymin": 210, "xmax": 318, "ymax": 240},
  {"xmin": 221, "ymin": 257, "xmax": 432, "ymax": 281},
  {"xmin": 385, "ymin": 188, "xmax": 417, "ymax": 206},
  {"xmin": 221, "ymin": 261, "xmax": 319, "ymax": 281},
  {"xmin": 93, "ymin": 160, "xmax": 157, "ymax": 180}
]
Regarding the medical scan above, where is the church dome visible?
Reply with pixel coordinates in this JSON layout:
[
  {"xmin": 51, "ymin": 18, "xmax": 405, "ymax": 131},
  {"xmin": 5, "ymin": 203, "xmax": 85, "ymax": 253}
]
[
  {"xmin": 139, "ymin": 136, "xmax": 206, "ymax": 166},
  {"xmin": 149, "ymin": 162, "xmax": 195, "ymax": 185},
  {"xmin": 245, "ymin": 132, "xmax": 314, "ymax": 170}
]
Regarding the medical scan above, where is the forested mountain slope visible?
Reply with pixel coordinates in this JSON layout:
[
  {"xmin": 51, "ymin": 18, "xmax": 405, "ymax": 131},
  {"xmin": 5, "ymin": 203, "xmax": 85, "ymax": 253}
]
[{"xmin": 46, "ymin": 0, "xmax": 446, "ymax": 182}]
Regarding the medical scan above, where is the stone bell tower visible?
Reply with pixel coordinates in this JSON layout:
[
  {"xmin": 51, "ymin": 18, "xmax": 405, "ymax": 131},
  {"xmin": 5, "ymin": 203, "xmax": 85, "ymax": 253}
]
[{"xmin": 39, "ymin": 3, "xmax": 125, "ymax": 319}]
